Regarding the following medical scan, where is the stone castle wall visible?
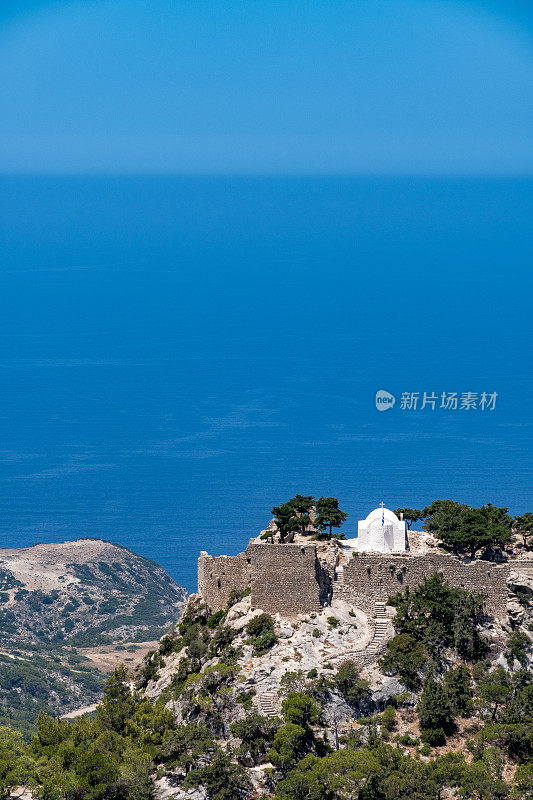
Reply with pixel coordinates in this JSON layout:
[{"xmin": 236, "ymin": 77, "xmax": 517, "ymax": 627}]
[
  {"xmin": 197, "ymin": 551, "xmax": 251, "ymax": 612},
  {"xmin": 198, "ymin": 543, "xmax": 510, "ymax": 620},
  {"xmin": 334, "ymin": 552, "xmax": 509, "ymax": 620},
  {"xmin": 248, "ymin": 543, "xmax": 322, "ymax": 615}
]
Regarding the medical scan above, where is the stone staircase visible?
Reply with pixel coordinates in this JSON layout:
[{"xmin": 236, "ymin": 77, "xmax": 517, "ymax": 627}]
[
  {"xmin": 326, "ymin": 600, "xmax": 391, "ymax": 668},
  {"xmin": 366, "ymin": 601, "xmax": 389, "ymax": 655},
  {"xmin": 257, "ymin": 690, "xmax": 278, "ymax": 718},
  {"xmin": 334, "ymin": 565, "xmax": 344, "ymax": 586}
]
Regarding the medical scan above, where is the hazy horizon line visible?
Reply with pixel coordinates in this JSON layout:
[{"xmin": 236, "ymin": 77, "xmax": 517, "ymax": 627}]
[{"xmin": 1, "ymin": 171, "xmax": 533, "ymax": 179}]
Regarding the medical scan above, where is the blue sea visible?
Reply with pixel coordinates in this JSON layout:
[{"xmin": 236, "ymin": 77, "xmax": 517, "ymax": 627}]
[{"xmin": 0, "ymin": 177, "xmax": 531, "ymax": 592}]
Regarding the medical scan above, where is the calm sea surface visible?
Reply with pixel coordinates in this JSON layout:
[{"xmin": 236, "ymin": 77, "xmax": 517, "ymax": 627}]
[{"xmin": 0, "ymin": 177, "xmax": 531, "ymax": 591}]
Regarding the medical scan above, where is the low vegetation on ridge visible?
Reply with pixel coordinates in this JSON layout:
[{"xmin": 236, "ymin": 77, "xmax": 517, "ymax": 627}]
[
  {"xmin": 3, "ymin": 567, "xmax": 529, "ymax": 800},
  {"xmin": 0, "ymin": 539, "xmax": 187, "ymax": 734},
  {"xmin": 0, "ymin": 497, "xmax": 532, "ymax": 798}
]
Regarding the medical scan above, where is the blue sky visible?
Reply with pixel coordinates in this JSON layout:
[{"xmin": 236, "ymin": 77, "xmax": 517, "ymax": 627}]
[{"xmin": 1, "ymin": 0, "xmax": 533, "ymax": 174}]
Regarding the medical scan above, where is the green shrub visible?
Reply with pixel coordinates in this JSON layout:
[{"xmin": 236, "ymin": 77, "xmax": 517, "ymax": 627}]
[
  {"xmin": 231, "ymin": 713, "xmax": 279, "ymax": 765},
  {"xmin": 379, "ymin": 634, "xmax": 427, "ymax": 689},
  {"xmin": 417, "ymin": 674, "xmax": 455, "ymax": 745},
  {"xmin": 380, "ymin": 705, "xmax": 396, "ymax": 732},
  {"xmin": 236, "ymin": 690, "xmax": 255, "ymax": 710},
  {"xmin": 171, "ymin": 657, "xmax": 202, "ymax": 697},
  {"xmin": 98, "ymin": 597, "xmax": 121, "ymax": 614},
  {"xmin": 246, "ymin": 613, "xmax": 277, "ymax": 654},
  {"xmin": 395, "ymin": 732, "xmax": 420, "ymax": 746},
  {"xmin": 184, "ymin": 751, "xmax": 251, "ymax": 799},
  {"xmin": 136, "ymin": 650, "xmax": 161, "ymax": 689},
  {"xmin": 209, "ymin": 625, "xmax": 237, "ymax": 656},
  {"xmin": 178, "ymin": 602, "xmax": 209, "ymax": 636},
  {"xmin": 506, "ymin": 630, "xmax": 530, "ymax": 666},
  {"xmin": 333, "ymin": 661, "xmax": 370, "ymax": 706},
  {"xmin": 269, "ymin": 723, "xmax": 311, "ymax": 772},
  {"xmin": 388, "ymin": 572, "xmax": 487, "ymax": 661},
  {"xmin": 158, "ymin": 634, "xmax": 182, "ymax": 656},
  {"xmin": 207, "ymin": 610, "xmax": 226, "ymax": 629},
  {"xmin": 443, "ymin": 665, "xmax": 473, "ymax": 717},
  {"xmin": 282, "ymin": 692, "xmax": 322, "ymax": 728}
]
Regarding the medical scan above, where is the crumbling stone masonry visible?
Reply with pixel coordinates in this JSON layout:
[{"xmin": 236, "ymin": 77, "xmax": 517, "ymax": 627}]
[
  {"xmin": 247, "ymin": 543, "xmax": 325, "ymax": 615},
  {"xmin": 198, "ymin": 551, "xmax": 251, "ymax": 612},
  {"xmin": 198, "ymin": 543, "xmax": 326, "ymax": 615},
  {"xmin": 334, "ymin": 552, "xmax": 509, "ymax": 620},
  {"xmin": 198, "ymin": 542, "xmax": 510, "ymax": 620}
]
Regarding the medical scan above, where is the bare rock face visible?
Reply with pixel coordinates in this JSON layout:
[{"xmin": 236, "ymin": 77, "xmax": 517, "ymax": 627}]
[
  {"xmin": 508, "ymin": 568, "xmax": 533, "ymax": 598},
  {"xmin": 370, "ymin": 675, "xmax": 407, "ymax": 708},
  {"xmin": 145, "ymin": 596, "xmax": 388, "ymax": 721},
  {"xmin": 227, "ymin": 599, "xmax": 267, "ymax": 632},
  {"xmin": 507, "ymin": 598, "xmax": 526, "ymax": 627},
  {"xmin": 226, "ymin": 597, "xmax": 251, "ymax": 625},
  {"xmin": 155, "ymin": 777, "xmax": 206, "ymax": 800},
  {"xmin": 277, "ymin": 624, "xmax": 294, "ymax": 639},
  {"xmin": 320, "ymin": 688, "xmax": 358, "ymax": 731}
]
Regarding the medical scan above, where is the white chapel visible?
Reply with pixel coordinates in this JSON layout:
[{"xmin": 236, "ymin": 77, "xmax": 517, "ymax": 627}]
[{"xmin": 343, "ymin": 505, "xmax": 407, "ymax": 553}]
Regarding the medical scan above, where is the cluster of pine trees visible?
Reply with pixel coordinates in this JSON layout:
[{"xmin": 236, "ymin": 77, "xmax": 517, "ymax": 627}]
[{"xmin": 264, "ymin": 494, "xmax": 533, "ymax": 557}]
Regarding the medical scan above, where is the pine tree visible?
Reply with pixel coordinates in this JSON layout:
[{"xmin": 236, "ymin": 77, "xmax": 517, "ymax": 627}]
[
  {"xmin": 417, "ymin": 673, "xmax": 455, "ymax": 745},
  {"xmin": 315, "ymin": 497, "xmax": 348, "ymax": 539}
]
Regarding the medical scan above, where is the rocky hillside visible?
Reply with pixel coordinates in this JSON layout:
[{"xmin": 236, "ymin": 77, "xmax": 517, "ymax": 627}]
[
  {"xmin": 135, "ymin": 557, "xmax": 532, "ymax": 800},
  {"xmin": 0, "ymin": 539, "xmax": 187, "ymax": 735},
  {"xmin": 144, "ymin": 593, "xmax": 398, "ymax": 718},
  {"xmin": 9, "ymin": 555, "xmax": 532, "ymax": 799}
]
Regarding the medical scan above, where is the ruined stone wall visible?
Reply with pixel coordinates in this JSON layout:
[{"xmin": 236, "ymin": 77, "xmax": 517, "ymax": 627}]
[
  {"xmin": 197, "ymin": 551, "xmax": 251, "ymax": 612},
  {"xmin": 198, "ymin": 543, "xmax": 510, "ymax": 620},
  {"xmin": 335, "ymin": 552, "xmax": 509, "ymax": 620},
  {"xmin": 248, "ymin": 543, "xmax": 322, "ymax": 616}
]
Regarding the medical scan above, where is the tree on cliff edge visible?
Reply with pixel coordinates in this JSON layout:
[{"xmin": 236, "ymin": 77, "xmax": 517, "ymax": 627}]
[
  {"xmin": 271, "ymin": 502, "xmax": 301, "ymax": 543},
  {"xmin": 423, "ymin": 500, "xmax": 512, "ymax": 558},
  {"xmin": 393, "ymin": 507, "xmax": 424, "ymax": 530},
  {"xmin": 271, "ymin": 495, "xmax": 315, "ymax": 542},
  {"xmin": 289, "ymin": 494, "xmax": 315, "ymax": 537},
  {"xmin": 514, "ymin": 512, "xmax": 533, "ymax": 549},
  {"xmin": 315, "ymin": 497, "xmax": 348, "ymax": 539}
]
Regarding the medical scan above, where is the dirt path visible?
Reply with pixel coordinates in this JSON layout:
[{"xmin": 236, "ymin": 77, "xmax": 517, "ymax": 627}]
[{"xmin": 60, "ymin": 703, "xmax": 98, "ymax": 719}]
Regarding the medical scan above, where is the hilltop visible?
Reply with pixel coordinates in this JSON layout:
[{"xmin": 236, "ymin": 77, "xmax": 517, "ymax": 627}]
[
  {"xmin": 0, "ymin": 538, "xmax": 187, "ymax": 735},
  {"xmin": 134, "ymin": 502, "xmax": 533, "ymax": 799}
]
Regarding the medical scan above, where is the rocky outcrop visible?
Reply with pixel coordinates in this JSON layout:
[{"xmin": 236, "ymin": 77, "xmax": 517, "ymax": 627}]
[
  {"xmin": 142, "ymin": 550, "xmax": 528, "ymax": 800},
  {"xmin": 508, "ymin": 559, "xmax": 533, "ymax": 598},
  {"xmin": 144, "ymin": 593, "xmax": 395, "ymax": 718}
]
